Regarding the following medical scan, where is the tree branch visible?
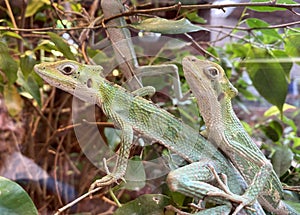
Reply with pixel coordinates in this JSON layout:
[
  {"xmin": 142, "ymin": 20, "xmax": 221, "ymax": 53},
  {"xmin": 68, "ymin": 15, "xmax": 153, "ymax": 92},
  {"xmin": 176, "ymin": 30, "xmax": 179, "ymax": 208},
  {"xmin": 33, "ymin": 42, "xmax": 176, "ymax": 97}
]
[{"xmin": 104, "ymin": 2, "xmax": 300, "ymax": 23}]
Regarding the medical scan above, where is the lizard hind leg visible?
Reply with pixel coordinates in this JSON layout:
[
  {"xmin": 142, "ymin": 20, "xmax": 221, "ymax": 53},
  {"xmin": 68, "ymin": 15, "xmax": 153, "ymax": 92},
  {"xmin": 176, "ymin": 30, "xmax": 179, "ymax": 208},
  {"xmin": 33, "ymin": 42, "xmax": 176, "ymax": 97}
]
[
  {"xmin": 166, "ymin": 161, "xmax": 262, "ymax": 215},
  {"xmin": 167, "ymin": 161, "xmax": 234, "ymax": 213}
]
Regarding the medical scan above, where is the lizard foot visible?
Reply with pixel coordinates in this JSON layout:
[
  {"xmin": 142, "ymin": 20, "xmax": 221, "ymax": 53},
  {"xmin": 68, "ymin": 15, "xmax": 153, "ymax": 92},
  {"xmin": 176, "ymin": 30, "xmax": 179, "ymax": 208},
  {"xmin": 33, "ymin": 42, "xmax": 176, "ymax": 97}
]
[
  {"xmin": 89, "ymin": 158, "xmax": 119, "ymax": 192},
  {"xmin": 89, "ymin": 174, "xmax": 118, "ymax": 193},
  {"xmin": 207, "ymin": 164, "xmax": 234, "ymax": 196},
  {"xmin": 206, "ymin": 164, "xmax": 256, "ymax": 214}
]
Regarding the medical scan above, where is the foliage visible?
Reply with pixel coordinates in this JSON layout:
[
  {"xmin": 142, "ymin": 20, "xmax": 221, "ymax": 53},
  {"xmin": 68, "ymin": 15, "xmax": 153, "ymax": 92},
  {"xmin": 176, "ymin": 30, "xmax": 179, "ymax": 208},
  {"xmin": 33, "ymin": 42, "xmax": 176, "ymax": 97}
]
[
  {"xmin": 0, "ymin": 176, "xmax": 38, "ymax": 215},
  {"xmin": 0, "ymin": 0, "xmax": 299, "ymax": 214}
]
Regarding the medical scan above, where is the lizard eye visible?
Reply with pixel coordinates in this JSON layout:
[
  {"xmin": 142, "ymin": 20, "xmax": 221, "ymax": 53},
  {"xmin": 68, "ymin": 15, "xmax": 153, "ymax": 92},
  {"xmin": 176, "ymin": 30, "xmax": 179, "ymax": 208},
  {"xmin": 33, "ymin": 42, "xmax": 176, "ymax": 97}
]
[
  {"xmin": 59, "ymin": 64, "xmax": 76, "ymax": 75},
  {"xmin": 204, "ymin": 67, "xmax": 219, "ymax": 79}
]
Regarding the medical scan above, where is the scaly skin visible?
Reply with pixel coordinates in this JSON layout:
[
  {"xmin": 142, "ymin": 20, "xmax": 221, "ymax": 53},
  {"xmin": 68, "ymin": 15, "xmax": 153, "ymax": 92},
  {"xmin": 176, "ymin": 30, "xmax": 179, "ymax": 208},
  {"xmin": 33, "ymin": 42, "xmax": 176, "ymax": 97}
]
[
  {"xmin": 182, "ymin": 56, "xmax": 299, "ymax": 215},
  {"xmin": 34, "ymin": 60, "xmax": 266, "ymax": 214}
]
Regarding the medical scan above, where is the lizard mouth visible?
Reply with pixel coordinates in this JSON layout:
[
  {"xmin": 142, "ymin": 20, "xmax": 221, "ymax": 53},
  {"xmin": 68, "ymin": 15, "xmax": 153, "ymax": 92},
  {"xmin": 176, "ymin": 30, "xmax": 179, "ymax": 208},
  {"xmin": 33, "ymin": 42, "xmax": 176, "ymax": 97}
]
[{"xmin": 34, "ymin": 64, "xmax": 77, "ymax": 93}]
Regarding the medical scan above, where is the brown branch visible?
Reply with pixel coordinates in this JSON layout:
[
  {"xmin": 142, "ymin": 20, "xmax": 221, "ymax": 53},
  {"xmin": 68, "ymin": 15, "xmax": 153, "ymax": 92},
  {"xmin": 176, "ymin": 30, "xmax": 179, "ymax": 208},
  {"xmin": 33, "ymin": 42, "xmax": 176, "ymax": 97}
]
[
  {"xmin": 1, "ymin": 2, "xmax": 300, "ymax": 35},
  {"xmin": 104, "ymin": 2, "xmax": 300, "ymax": 23}
]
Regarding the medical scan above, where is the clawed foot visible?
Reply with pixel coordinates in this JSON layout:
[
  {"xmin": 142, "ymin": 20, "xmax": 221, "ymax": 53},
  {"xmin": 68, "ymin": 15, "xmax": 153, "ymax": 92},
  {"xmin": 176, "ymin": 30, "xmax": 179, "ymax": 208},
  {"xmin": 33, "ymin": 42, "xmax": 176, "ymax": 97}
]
[
  {"xmin": 89, "ymin": 158, "xmax": 122, "ymax": 193},
  {"xmin": 206, "ymin": 164, "xmax": 255, "ymax": 214},
  {"xmin": 207, "ymin": 164, "xmax": 234, "ymax": 196},
  {"xmin": 89, "ymin": 174, "xmax": 117, "ymax": 193}
]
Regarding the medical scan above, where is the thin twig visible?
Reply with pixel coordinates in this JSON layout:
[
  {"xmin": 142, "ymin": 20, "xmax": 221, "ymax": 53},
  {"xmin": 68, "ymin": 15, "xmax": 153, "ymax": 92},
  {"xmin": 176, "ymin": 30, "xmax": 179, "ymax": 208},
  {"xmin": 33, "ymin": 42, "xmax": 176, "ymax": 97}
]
[
  {"xmin": 4, "ymin": 0, "xmax": 17, "ymax": 31},
  {"xmin": 184, "ymin": 33, "xmax": 219, "ymax": 61},
  {"xmin": 54, "ymin": 187, "xmax": 103, "ymax": 214},
  {"xmin": 104, "ymin": 2, "xmax": 300, "ymax": 23}
]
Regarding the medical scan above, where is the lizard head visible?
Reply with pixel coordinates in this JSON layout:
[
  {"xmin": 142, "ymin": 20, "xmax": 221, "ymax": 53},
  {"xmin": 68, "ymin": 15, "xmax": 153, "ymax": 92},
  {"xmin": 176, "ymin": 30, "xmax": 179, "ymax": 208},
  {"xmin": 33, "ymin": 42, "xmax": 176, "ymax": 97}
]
[
  {"xmin": 34, "ymin": 60, "xmax": 105, "ymax": 103},
  {"xmin": 183, "ymin": 56, "xmax": 238, "ymax": 101},
  {"xmin": 182, "ymin": 56, "xmax": 238, "ymax": 126}
]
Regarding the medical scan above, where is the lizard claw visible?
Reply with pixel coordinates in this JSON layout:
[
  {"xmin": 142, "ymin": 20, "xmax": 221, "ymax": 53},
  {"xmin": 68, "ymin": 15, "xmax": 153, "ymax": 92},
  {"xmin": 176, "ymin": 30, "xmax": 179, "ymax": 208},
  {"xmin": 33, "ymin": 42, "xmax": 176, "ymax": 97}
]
[
  {"xmin": 89, "ymin": 174, "xmax": 117, "ymax": 193},
  {"xmin": 207, "ymin": 164, "xmax": 233, "ymax": 195},
  {"xmin": 206, "ymin": 164, "xmax": 256, "ymax": 213}
]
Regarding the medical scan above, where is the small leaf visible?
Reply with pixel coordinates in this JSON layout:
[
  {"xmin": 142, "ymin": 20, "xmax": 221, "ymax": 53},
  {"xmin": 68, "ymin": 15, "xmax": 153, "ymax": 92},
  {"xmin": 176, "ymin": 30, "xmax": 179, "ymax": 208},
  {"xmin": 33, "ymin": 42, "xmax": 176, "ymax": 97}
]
[
  {"xmin": 114, "ymin": 194, "xmax": 170, "ymax": 215},
  {"xmin": 271, "ymin": 146, "xmax": 293, "ymax": 177},
  {"xmin": 2, "ymin": 32, "xmax": 23, "ymax": 40},
  {"xmin": 283, "ymin": 200, "xmax": 300, "ymax": 214},
  {"xmin": 285, "ymin": 34, "xmax": 300, "ymax": 65},
  {"xmin": 269, "ymin": 120, "xmax": 283, "ymax": 141},
  {"xmin": 20, "ymin": 51, "xmax": 37, "ymax": 79},
  {"xmin": 17, "ymin": 71, "xmax": 42, "ymax": 107},
  {"xmin": 34, "ymin": 40, "xmax": 57, "ymax": 53},
  {"xmin": 241, "ymin": 121, "xmax": 253, "ymax": 136},
  {"xmin": 260, "ymin": 121, "xmax": 282, "ymax": 142},
  {"xmin": 246, "ymin": 18, "xmax": 282, "ymax": 43},
  {"xmin": 264, "ymin": 104, "xmax": 296, "ymax": 117},
  {"xmin": 248, "ymin": 0, "xmax": 297, "ymax": 12},
  {"xmin": 245, "ymin": 47, "xmax": 288, "ymax": 111},
  {"xmin": 0, "ymin": 176, "xmax": 38, "ymax": 215},
  {"xmin": 282, "ymin": 115, "xmax": 297, "ymax": 133},
  {"xmin": 0, "ymin": 42, "xmax": 18, "ymax": 84},
  {"xmin": 104, "ymin": 127, "xmax": 121, "ymax": 150},
  {"xmin": 3, "ymin": 84, "xmax": 24, "ymax": 117},
  {"xmin": 47, "ymin": 32, "xmax": 76, "ymax": 60},
  {"xmin": 26, "ymin": 0, "xmax": 50, "ymax": 17},
  {"xmin": 129, "ymin": 18, "xmax": 208, "ymax": 34},
  {"xmin": 271, "ymin": 49, "xmax": 293, "ymax": 80},
  {"xmin": 186, "ymin": 11, "xmax": 207, "ymax": 24},
  {"xmin": 226, "ymin": 43, "xmax": 250, "ymax": 59}
]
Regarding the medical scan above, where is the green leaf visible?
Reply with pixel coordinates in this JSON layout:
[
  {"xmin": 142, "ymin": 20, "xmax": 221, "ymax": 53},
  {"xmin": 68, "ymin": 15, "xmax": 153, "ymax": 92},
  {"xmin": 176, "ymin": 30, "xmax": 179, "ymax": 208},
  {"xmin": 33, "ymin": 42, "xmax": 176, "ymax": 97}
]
[
  {"xmin": 283, "ymin": 200, "xmax": 300, "ymax": 214},
  {"xmin": 260, "ymin": 120, "xmax": 282, "ymax": 142},
  {"xmin": 264, "ymin": 104, "xmax": 296, "ymax": 117},
  {"xmin": 129, "ymin": 18, "xmax": 208, "ymax": 34},
  {"xmin": 104, "ymin": 127, "xmax": 121, "ymax": 150},
  {"xmin": 185, "ymin": 11, "xmax": 207, "ymax": 24},
  {"xmin": 286, "ymin": 27, "xmax": 300, "ymax": 36},
  {"xmin": 285, "ymin": 34, "xmax": 300, "ymax": 65},
  {"xmin": 47, "ymin": 32, "xmax": 76, "ymax": 60},
  {"xmin": 0, "ymin": 42, "xmax": 18, "ymax": 84},
  {"xmin": 34, "ymin": 40, "xmax": 58, "ymax": 53},
  {"xmin": 245, "ymin": 47, "xmax": 288, "ymax": 111},
  {"xmin": 271, "ymin": 146, "xmax": 293, "ymax": 177},
  {"xmin": 17, "ymin": 71, "xmax": 42, "ymax": 107},
  {"xmin": 226, "ymin": 43, "xmax": 250, "ymax": 59},
  {"xmin": 241, "ymin": 121, "xmax": 253, "ymax": 136},
  {"xmin": 3, "ymin": 84, "xmax": 24, "ymax": 117},
  {"xmin": 282, "ymin": 115, "xmax": 297, "ymax": 133},
  {"xmin": 1, "ymin": 32, "xmax": 23, "ymax": 40},
  {"xmin": 0, "ymin": 176, "xmax": 38, "ymax": 215},
  {"xmin": 245, "ymin": 18, "xmax": 282, "ymax": 43},
  {"xmin": 20, "ymin": 51, "xmax": 37, "ymax": 79},
  {"xmin": 271, "ymin": 49, "xmax": 293, "ymax": 80},
  {"xmin": 248, "ymin": 0, "xmax": 297, "ymax": 12},
  {"xmin": 26, "ymin": 0, "xmax": 50, "ymax": 17},
  {"xmin": 114, "ymin": 194, "xmax": 170, "ymax": 215}
]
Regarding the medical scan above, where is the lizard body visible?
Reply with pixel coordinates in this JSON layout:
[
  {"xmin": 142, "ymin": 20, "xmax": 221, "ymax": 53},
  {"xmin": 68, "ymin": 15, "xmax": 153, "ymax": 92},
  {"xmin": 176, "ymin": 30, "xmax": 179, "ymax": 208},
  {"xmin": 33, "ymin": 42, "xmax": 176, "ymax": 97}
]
[
  {"xmin": 182, "ymin": 56, "xmax": 299, "ymax": 215},
  {"xmin": 34, "ymin": 60, "xmax": 265, "ymax": 214}
]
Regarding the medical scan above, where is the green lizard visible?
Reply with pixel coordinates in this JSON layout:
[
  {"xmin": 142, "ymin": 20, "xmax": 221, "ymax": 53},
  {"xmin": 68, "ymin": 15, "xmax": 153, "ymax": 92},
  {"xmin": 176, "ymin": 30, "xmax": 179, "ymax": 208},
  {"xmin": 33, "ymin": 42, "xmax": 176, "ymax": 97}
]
[
  {"xmin": 182, "ymin": 56, "xmax": 299, "ymax": 215},
  {"xmin": 34, "ymin": 60, "xmax": 265, "ymax": 214}
]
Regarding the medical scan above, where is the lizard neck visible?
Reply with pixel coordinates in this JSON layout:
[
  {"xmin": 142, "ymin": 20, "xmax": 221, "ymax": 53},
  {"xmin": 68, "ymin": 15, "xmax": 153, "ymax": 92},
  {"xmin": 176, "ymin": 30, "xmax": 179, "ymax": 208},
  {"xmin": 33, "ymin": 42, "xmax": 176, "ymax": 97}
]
[
  {"xmin": 221, "ymin": 97, "xmax": 239, "ymax": 128},
  {"xmin": 205, "ymin": 96, "xmax": 238, "ymax": 145}
]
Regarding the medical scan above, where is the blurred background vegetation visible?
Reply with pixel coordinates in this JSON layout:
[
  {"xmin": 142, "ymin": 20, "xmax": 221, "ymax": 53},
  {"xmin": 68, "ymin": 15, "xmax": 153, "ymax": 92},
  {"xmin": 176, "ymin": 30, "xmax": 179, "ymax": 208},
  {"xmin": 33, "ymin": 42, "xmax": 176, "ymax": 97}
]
[{"xmin": 0, "ymin": 0, "xmax": 300, "ymax": 214}]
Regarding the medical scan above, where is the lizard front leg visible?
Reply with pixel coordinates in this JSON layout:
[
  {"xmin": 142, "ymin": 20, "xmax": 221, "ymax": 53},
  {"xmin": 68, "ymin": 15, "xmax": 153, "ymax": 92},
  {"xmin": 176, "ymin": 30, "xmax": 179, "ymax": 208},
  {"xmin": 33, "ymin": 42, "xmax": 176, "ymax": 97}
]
[{"xmin": 90, "ymin": 119, "xmax": 133, "ymax": 191}]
